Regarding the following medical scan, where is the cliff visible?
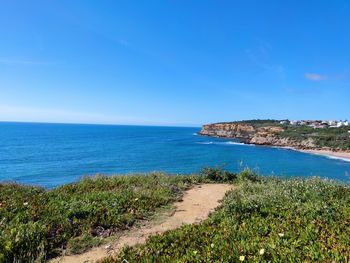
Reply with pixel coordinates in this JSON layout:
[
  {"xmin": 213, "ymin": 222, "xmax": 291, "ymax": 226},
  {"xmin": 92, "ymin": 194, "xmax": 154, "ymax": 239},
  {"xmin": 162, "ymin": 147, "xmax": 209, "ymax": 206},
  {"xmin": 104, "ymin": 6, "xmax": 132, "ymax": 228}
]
[{"xmin": 199, "ymin": 123, "xmax": 316, "ymax": 149}]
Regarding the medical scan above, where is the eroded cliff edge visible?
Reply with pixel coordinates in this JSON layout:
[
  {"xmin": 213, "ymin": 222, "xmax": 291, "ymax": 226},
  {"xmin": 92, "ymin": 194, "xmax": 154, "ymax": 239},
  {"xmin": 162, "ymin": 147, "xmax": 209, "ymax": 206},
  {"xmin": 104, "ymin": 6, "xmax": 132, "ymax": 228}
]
[{"xmin": 199, "ymin": 123, "xmax": 316, "ymax": 149}]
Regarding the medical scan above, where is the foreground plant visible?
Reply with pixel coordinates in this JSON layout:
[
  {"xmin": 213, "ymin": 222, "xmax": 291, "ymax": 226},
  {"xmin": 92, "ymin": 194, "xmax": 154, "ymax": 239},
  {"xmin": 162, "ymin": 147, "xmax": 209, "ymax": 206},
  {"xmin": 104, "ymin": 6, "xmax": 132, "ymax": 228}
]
[
  {"xmin": 106, "ymin": 175, "xmax": 350, "ymax": 262},
  {"xmin": 0, "ymin": 173, "xmax": 207, "ymax": 262}
]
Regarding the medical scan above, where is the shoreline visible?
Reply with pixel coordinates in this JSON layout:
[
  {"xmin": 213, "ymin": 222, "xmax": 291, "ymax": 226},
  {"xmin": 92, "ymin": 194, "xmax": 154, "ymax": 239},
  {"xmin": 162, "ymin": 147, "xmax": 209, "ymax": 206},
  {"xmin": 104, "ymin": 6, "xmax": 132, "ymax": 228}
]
[
  {"xmin": 268, "ymin": 145, "xmax": 350, "ymax": 162},
  {"xmin": 200, "ymin": 134, "xmax": 350, "ymax": 162},
  {"xmin": 296, "ymin": 149, "xmax": 350, "ymax": 162}
]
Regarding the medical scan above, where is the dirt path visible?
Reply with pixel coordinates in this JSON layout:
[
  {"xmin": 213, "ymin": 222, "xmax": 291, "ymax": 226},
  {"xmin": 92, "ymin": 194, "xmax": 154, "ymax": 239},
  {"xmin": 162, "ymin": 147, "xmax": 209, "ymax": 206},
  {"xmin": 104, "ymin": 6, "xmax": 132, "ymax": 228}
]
[{"xmin": 51, "ymin": 183, "xmax": 233, "ymax": 263}]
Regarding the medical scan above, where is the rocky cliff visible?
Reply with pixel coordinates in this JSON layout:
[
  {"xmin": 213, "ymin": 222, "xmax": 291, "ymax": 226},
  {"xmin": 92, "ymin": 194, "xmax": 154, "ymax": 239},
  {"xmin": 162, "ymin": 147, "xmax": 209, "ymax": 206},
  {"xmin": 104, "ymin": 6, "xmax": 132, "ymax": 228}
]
[{"xmin": 199, "ymin": 123, "xmax": 316, "ymax": 149}]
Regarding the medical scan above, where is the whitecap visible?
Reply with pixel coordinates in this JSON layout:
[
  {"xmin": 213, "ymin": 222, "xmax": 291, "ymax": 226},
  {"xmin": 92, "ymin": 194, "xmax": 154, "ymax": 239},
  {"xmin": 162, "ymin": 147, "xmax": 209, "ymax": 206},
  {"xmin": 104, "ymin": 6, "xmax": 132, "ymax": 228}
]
[
  {"xmin": 224, "ymin": 141, "xmax": 255, "ymax": 146},
  {"xmin": 195, "ymin": 141, "xmax": 213, "ymax": 145},
  {"xmin": 316, "ymin": 154, "xmax": 350, "ymax": 163}
]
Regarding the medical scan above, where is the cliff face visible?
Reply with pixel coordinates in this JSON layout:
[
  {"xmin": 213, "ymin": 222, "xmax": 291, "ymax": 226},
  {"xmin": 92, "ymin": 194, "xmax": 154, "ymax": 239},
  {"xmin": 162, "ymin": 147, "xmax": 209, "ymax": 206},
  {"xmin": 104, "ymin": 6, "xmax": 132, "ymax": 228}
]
[{"xmin": 199, "ymin": 123, "xmax": 316, "ymax": 149}]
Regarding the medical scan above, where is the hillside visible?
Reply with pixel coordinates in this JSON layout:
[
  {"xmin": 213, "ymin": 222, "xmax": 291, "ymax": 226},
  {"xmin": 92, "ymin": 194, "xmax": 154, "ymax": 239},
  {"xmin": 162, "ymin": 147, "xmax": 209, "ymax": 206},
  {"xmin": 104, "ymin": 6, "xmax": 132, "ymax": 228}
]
[{"xmin": 200, "ymin": 120, "xmax": 350, "ymax": 151}]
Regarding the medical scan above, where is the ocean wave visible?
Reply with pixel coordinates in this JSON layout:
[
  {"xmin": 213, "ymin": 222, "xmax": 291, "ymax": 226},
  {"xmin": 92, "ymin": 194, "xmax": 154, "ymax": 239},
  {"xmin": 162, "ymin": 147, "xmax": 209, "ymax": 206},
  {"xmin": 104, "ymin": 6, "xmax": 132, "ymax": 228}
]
[
  {"xmin": 225, "ymin": 141, "xmax": 248, "ymax": 146},
  {"xmin": 196, "ymin": 141, "xmax": 214, "ymax": 145},
  {"xmin": 195, "ymin": 141, "xmax": 254, "ymax": 146},
  {"xmin": 316, "ymin": 154, "xmax": 350, "ymax": 163}
]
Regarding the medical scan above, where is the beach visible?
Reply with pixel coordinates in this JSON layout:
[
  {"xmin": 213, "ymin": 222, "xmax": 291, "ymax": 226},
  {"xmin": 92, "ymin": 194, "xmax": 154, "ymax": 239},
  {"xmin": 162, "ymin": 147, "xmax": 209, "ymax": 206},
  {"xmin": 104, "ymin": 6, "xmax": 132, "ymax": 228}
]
[{"xmin": 299, "ymin": 149, "xmax": 350, "ymax": 162}]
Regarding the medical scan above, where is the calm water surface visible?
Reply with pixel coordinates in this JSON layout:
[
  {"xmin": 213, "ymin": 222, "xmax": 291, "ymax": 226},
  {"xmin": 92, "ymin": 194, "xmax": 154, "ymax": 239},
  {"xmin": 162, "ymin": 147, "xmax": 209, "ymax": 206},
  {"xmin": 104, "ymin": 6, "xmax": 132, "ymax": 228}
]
[{"xmin": 0, "ymin": 122, "xmax": 350, "ymax": 188}]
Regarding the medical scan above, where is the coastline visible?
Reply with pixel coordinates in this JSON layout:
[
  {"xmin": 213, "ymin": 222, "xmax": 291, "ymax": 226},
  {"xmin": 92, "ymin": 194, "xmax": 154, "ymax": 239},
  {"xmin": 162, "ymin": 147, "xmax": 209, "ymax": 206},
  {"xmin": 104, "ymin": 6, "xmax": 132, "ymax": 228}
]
[
  {"xmin": 199, "ymin": 132, "xmax": 350, "ymax": 162},
  {"xmin": 297, "ymin": 149, "xmax": 350, "ymax": 162},
  {"xmin": 271, "ymin": 145, "xmax": 350, "ymax": 162},
  {"xmin": 200, "ymin": 133, "xmax": 350, "ymax": 162}
]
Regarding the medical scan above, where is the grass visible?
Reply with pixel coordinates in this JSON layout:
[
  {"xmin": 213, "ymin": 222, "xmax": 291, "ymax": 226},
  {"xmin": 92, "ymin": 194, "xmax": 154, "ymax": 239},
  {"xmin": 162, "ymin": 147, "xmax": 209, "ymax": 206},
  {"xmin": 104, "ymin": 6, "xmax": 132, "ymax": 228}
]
[
  {"xmin": 3, "ymin": 168, "xmax": 350, "ymax": 262},
  {"xmin": 0, "ymin": 172, "xmax": 210, "ymax": 262},
  {"xmin": 104, "ymin": 172, "xmax": 350, "ymax": 262}
]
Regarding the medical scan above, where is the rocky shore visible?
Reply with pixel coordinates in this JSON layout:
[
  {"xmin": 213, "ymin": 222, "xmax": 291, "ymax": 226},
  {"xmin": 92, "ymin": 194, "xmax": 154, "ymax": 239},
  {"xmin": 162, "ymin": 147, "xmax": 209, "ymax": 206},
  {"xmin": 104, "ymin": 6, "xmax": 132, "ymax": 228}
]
[
  {"xmin": 199, "ymin": 123, "xmax": 316, "ymax": 149},
  {"xmin": 199, "ymin": 122, "xmax": 350, "ymax": 161}
]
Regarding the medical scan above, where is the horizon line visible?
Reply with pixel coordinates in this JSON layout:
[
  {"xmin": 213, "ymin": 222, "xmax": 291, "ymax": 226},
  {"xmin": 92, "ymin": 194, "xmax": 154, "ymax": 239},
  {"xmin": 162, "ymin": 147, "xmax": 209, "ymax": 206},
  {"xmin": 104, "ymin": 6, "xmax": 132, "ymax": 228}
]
[{"xmin": 0, "ymin": 120, "xmax": 202, "ymax": 128}]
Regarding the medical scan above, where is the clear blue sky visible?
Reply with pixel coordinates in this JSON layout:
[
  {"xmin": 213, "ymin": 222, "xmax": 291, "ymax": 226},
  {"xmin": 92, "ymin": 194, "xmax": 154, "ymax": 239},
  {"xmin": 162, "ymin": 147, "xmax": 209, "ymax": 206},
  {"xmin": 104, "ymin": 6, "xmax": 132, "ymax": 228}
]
[{"xmin": 1, "ymin": 0, "xmax": 349, "ymax": 126}]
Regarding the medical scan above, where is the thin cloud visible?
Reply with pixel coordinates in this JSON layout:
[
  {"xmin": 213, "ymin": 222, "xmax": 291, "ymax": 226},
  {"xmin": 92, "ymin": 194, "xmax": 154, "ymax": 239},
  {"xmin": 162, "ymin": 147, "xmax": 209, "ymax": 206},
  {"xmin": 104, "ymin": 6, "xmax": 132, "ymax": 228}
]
[
  {"xmin": 0, "ymin": 59, "xmax": 54, "ymax": 66},
  {"xmin": 0, "ymin": 105, "xmax": 195, "ymax": 126},
  {"xmin": 245, "ymin": 43, "xmax": 285, "ymax": 79},
  {"xmin": 304, "ymin": 73, "xmax": 327, "ymax": 81}
]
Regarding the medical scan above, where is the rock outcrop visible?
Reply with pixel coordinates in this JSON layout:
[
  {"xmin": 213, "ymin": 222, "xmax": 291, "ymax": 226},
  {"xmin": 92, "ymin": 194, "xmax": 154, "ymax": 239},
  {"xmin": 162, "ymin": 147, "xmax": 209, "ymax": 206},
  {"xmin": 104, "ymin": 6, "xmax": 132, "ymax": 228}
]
[{"xmin": 199, "ymin": 123, "xmax": 316, "ymax": 149}]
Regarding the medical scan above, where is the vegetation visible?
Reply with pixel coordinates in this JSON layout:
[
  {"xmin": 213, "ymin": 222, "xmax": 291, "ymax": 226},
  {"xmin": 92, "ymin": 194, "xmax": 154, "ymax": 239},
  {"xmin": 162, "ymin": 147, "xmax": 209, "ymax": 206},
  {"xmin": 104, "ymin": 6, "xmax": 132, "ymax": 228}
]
[
  {"xmin": 3, "ymin": 168, "xmax": 350, "ymax": 262},
  {"xmin": 104, "ymin": 171, "xmax": 350, "ymax": 262},
  {"xmin": 0, "ymin": 173, "xmax": 210, "ymax": 262},
  {"xmin": 221, "ymin": 119, "xmax": 350, "ymax": 150},
  {"xmin": 280, "ymin": 125, "xmax": 350, "ymax": 150}
]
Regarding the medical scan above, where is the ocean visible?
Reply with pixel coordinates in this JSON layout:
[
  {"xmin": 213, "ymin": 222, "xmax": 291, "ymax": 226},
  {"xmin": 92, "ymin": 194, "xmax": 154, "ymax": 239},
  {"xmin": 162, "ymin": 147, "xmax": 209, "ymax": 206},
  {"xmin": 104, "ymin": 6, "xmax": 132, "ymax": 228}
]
[{"xmin": 0, "ymin": 122, "xmax": 350, "ymax": 188}]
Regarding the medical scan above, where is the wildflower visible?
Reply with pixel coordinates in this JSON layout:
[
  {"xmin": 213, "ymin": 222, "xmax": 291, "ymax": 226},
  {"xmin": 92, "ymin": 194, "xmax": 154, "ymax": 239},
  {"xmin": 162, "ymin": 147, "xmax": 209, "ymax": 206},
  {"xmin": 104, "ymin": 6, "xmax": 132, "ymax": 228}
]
[
  {"xmin": 278, "ymin": 233, "xmax": 284, "ymax": 237},
  {"xmin": 134, "ymin": 198, "xmax": 139, "ymax": 201},
  {"xmin": 211, "ymin": 243, "xmax": 215, "ymax": 248},
  {"xmin": 193, "ymin": 250, "xmax": 198, "ymax": 255},
  {"xmin": 23, "ymin": 202, "xmax": 28, "ymax": 206},
  {"xmin": 259, "ymin": 248, "xmax": 265, "ymax": 255},
  {"xmin": 239, "ymin": 255, "xmax": 245, "ymax": 261}
]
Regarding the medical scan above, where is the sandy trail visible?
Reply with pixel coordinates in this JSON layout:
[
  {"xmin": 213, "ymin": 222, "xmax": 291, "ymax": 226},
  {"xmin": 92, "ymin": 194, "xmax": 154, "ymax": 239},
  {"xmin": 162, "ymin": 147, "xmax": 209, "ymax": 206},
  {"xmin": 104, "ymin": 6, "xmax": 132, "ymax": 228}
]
[{"xmin": 50, "ymin": 183, "xmax": 233, "ymax": 263}]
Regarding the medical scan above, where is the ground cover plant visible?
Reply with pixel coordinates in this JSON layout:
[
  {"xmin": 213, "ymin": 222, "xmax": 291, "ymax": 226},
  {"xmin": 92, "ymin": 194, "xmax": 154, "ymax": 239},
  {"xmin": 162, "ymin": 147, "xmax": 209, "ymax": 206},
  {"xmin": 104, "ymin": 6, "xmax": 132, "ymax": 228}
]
[
  {"xmin": 107, "ymin": 173, "xmax": 350, "ymax": 262},
  {"xmin": 0, "ymin": 173, "xmax": 211, "ymax": 262}
]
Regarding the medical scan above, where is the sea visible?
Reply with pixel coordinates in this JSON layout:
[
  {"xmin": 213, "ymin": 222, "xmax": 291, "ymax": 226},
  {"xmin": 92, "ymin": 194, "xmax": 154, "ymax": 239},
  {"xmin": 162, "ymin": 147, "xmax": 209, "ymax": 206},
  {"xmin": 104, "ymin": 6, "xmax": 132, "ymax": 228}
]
[{"xmin": 1, "ymin": 122, "xmax": 350, "ymax": 188}]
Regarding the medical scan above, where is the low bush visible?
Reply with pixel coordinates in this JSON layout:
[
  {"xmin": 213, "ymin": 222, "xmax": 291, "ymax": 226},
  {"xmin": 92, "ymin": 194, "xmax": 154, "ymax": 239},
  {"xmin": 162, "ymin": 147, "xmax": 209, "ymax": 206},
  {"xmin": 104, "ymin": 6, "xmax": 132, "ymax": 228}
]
[
  {"xmin": 0, "ymin": 173, "xmax": 206, "ymax": 262},
  {"xmin": 200, "ymin": 167, "xmax": 237, "ymax": 182},
  {"xmin": 107, "ymin": 176, "xmax": 350, "ymax": 262}
]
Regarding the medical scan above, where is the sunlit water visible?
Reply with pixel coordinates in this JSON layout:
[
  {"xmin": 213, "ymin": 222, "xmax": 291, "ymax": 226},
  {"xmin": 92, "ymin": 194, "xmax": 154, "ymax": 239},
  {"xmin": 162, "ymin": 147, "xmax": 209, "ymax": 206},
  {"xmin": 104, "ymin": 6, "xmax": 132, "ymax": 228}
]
[{"xmin": 1, "ymin": 122, "xmax": 350, "ymax": 188}]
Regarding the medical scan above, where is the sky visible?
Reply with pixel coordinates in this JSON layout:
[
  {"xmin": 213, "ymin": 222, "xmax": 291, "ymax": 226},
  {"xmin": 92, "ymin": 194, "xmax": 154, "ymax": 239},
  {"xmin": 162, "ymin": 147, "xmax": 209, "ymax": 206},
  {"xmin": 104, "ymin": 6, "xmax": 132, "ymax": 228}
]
[{"xmin": 0, "ymin": 0, "xmax": 349, "ymax": 126}]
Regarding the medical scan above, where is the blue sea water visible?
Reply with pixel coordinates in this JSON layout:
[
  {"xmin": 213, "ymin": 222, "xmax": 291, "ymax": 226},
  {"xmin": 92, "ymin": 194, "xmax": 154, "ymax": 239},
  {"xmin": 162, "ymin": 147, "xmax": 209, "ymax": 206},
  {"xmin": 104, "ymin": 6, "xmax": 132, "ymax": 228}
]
[{"xmin": 0, "ymin": 122, "xmax": 350, "ymax": 188}]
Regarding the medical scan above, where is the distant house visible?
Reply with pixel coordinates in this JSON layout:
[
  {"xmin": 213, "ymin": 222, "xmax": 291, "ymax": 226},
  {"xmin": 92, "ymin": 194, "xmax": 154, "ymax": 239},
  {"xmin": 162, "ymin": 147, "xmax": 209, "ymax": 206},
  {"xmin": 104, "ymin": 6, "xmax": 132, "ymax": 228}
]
[
  {"xmin": 280, "ymin": 120, "xmax": 289, "ymax": 125},
  {"xmin": 290, "ymin": 120, "xmax": 299, "ymax": 125},
  {"xmin": 344, "ymin": 121, "xmax": 349, "ymax": 126},
  {"xmin": 337, "ymin": 121, "xmax": 345, "ymax": 127}
]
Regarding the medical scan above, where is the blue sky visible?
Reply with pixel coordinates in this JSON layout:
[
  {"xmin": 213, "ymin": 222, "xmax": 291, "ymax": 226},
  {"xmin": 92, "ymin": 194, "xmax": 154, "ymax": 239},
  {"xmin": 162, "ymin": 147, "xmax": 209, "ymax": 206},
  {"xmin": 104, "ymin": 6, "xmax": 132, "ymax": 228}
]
[{"xmin": 0, "ymin": 0, "xmax": 349, "ymax": 126}]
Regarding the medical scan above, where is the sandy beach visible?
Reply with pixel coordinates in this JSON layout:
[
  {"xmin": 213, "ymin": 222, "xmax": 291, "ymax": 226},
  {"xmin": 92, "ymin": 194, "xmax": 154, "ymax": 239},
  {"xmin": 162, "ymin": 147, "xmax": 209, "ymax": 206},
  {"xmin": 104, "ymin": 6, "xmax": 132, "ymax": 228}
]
[{"xmin": 299, "ymin": 149, "xmax": 350, "ymax": 162}]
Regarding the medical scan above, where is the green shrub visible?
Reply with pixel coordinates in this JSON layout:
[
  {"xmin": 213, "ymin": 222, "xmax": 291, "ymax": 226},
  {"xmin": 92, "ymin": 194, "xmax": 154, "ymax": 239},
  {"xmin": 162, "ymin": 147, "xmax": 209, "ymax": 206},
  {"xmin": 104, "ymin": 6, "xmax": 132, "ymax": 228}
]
[
  {"xmin": 107, "ymin": 175, "xmax": 350, "ymax": 262},
  {"xmin": 200, "ymin": 167, "xmax": 236, "ymax": 182},
  {"xmin": 0, "ymin": 173, "xmax": 203, "ymax": 262},
  {"xmin": 236, "ymin": 168, "xmax": 259, "ymax": 182}
]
